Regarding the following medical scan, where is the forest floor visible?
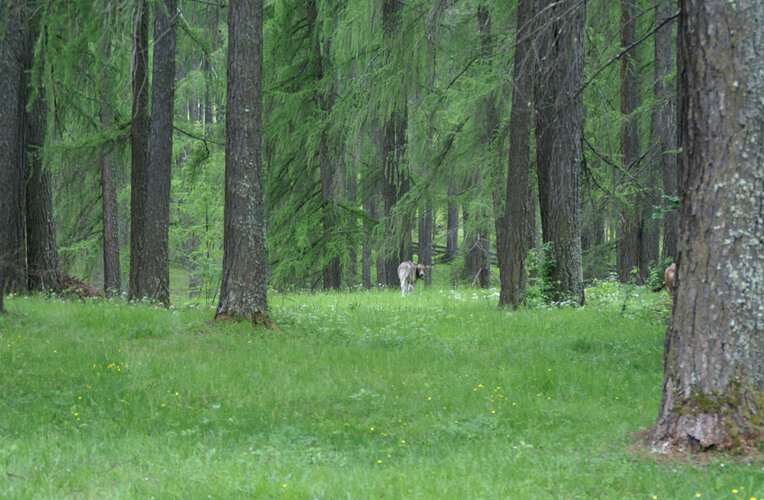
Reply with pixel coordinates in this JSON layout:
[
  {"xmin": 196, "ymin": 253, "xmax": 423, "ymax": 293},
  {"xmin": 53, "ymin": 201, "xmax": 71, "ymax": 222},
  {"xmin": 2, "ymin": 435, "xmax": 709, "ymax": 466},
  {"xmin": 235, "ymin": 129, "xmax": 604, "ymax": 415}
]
[{"xmin": 0, "ymin": 284, "xmax": 762, "ymax": 499}]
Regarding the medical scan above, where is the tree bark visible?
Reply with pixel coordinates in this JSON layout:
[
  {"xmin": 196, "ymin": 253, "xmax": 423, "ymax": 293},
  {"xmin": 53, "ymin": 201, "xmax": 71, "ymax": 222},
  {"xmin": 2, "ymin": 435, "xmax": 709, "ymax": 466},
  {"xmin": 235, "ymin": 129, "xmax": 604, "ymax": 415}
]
[
  {"xmin": 534, "ymin": 0, "xmax": 585, "ymax": 305},
  {"xmin": 617, "ymin": 0, "xmax": 651, "ymax": 284},
  {"xmin": 497, "ymin": 0, "xmax": 534, "ymax": 307},
  {"xmin": 309, "ymin": 0, "xmax": 342, "ymax": 291},
  {"xmin": 0, "ymin": 0, "xmax": 27, "ymax": 300},
  {"xmin": 381, "ymin": 0, "xmax": 410, "ymax": 287},
  {"xmin": 651, "ymin": 0, "xmax": 764, "ymax": 454},
  {"xmin": 445, "ymin": 181, "xmax": 458, "ymax": 262},
  {"xmin": 418, "ymin": 203, "xmax": 433, "ymax": 286},
  {"xmin": 139, "ymin": 0, "xmax": 177, "ymax": 306},
  {"xmin": 215, "ymin": 0, "xmax": 270, "ymax": 326},
  {"xmin": 100, "ymin": 40, "xmax": 122, "ymax": 298},
  {"xmin": 25, "ymin": 80, "xmax": 61, "ymax": 293},
  {"xmin": 128, "ymin": 0, "xmax": 151, "ymax": 301},
  {"xmin": 653, "ymin": 0, "xmax": 678, "ymax": 263}
]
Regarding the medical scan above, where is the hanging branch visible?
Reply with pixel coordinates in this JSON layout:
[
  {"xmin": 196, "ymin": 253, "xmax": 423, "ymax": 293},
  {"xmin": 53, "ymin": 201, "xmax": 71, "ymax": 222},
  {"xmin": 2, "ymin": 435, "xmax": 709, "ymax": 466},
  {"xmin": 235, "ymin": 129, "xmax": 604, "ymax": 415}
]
[{"xmin": 574, "ymin": 10, "xmax": 680, "ymax": 99}]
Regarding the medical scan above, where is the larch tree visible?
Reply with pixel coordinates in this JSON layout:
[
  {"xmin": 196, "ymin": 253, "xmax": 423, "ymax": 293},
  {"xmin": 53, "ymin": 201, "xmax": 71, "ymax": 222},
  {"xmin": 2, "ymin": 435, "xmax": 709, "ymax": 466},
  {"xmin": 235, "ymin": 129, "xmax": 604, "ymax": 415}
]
[
  {"xmin": 215, "ymin": 0, "xmax": 270, "ymax": 326},
  {"xmin": 381, "ymin": 0, "xmax": 410, "ymax": 287},
  {"xmin": 496, "ymin": 0, "xmax": 534, "ymax": 308},
  {"xmin": 128, "ymin": 0, "xmax": 151, "ymax": 301},
  {"xmin": 140, "ymin": 0, "xmax": 178, "ymax": 305},
  {"xmin": 534, "ymin": 0, "xmax": 585, "ymax": 305},
  {"xmin": 651, "ymin": 0, "xmax": 764, "ymax": 454},
  {"xmin": 652, "ymin": 0, "xmax": 678, "ymax": 263},
  {"xmin": 24, "ymin": 39, "xmax": 61, "ymax": 294},
  {"xmin": 99, "ymin": 36, "xmax": 121, "ymax": 298},
  {"xmin": 0, "ymin": 0, "xmax": 27, "ymax": 305},
  {"xmin": 616, "ymin": 0, "xmax": 644, "ymax": 284}
]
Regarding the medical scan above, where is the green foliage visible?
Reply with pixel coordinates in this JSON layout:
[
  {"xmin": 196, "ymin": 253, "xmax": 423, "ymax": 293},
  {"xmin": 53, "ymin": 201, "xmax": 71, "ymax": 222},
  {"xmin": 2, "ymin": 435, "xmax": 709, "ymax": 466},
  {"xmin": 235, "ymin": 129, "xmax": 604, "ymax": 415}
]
[
  {"xmin": 525, "ymin": 242, "xmax": 557, "ymax": 305},
  {"xmin": 647, "ymin": 257, "xmax": 675, "ymax": 292},
  {"xmin": 1, "ymin": 291, "xmax": 760, "ymax": 498}
]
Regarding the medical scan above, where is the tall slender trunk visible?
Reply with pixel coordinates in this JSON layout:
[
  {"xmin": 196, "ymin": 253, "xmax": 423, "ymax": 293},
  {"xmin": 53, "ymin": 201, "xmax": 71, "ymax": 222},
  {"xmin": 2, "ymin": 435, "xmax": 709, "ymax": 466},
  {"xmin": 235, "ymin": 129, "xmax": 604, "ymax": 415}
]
[
  {"xmin": 418, "ymin": 203, "xmax": 433, "ymax": 286},
  {"xmin": 497, "ymin": 0, "xmax": 534, "ymax": 307},
  {"xmin": 381, "ymin": 0, "xmax": 409, "ymax": 287},
  {"xmin": 617, "ymin": 0, "xmax": 649, "ymax": 284},
  {"xmin": 140, "ymin": 0, "xmax": 177, "ymax": 305},
  {"xmin": 128, "ymin": 0, "xmax": 150, "ymax": 301},
  {"xmin": 100, "ymin": 43, "xmax": 122, "ymax": 298},
  {"xmin": 0, "ymin": 0, "xmax": 27, "ymax": 300},
  {"xmin": 653, "ymin": 0, "xmax": 678, "ymax": 263}
]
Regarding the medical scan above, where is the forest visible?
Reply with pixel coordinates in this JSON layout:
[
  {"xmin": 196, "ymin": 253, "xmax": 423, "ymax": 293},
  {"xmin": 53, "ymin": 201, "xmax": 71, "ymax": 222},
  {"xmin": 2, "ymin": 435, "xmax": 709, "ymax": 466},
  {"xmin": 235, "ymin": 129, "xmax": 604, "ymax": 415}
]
[
  {"xmin": 1, "ymin": 0, "xmax": 678, "ymax": 307},
  {"xmin": 2, "ymin": 0, "xmax": 763, "ymax": 465}
]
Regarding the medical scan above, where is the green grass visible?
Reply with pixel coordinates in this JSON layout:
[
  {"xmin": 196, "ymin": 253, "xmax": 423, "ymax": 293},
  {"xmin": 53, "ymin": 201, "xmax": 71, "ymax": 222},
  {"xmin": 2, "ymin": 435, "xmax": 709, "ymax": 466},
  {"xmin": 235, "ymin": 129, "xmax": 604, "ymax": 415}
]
[{"xmin": 1, "ymin": 285, "xmax": 761, "ymax": 499}]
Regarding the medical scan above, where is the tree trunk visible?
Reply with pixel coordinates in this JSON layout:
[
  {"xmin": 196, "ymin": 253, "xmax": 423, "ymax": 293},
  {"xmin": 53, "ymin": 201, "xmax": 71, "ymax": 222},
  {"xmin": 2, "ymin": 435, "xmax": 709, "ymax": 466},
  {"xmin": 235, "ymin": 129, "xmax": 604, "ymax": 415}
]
[
  {"xmin": 0, "ymin": 0, "xmax": 27, "ymax": 300},
  {"xmin": 653, "ymin": 0, "xmax": 678, "ymax": 263},
  {"xmin": 381, "ymin": 0, "xmax": 410, "ymax": 288},
  {"xmin": 310, "ymin": 0, "xmax": 342, "ymax": 291},
  {"xmin": 128, "ymin": 0, "xmax": 151, "ymax": 301},
  {"xmin": 215, "ymin": 0, "xmax": 270, "ymax": 326},
  {"xmin": 617, "ymin": 0, "xmax": 647, "ymax": 284},
  {"xmin": 534, "ymin": 0, "xmax": 585, "ymax": 305},
  {"xmin": 100, "ymin": 41, "xmax": 122, "ymax": 298},
  {"xmin": 651, "ymin": 0, "xmax": 764, "ymax": 454},
  {"xmin": 140, "ymin": 0, "xmax": 177, "ymax": 305},
  {"xmin": 418, "ymin": 203, "xmax": 433, "ymax": 286},
  {"xmin": 497, "ymin": 0, "xmax": 534, "ymax": 307},
  {"xmin": 25, "ymin": 78, "xmax": 61, "ymax": 293},
  {"xmin": 445, "ymin": 181, "xmax": 458, "ymax": 262}
]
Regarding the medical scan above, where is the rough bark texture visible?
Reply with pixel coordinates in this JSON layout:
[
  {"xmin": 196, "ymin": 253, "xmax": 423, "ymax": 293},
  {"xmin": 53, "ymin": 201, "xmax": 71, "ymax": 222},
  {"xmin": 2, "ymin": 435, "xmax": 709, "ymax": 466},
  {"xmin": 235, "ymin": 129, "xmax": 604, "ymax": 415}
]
[
  {"xmin": 534, "ymin": 0, "xmax": 585, "ymax": 305},
  {"xmin": 617, "ymin": 0, "xmax": 643, "ymax": 284},
  {"xmin": 140, "ymin": 0, "xmax": 177, "ymax": 306},
  {"xmin": 653, "ymin": 0, "xmax": 678, "ymax": 263},
  {"xmin": 0, "ymin": 0, "xmax": 27, "ymax": 299},
  {"xmin": 651, "ymin": 0, "xmax": 764, "ymax": 454},
  {"xmin": 128, "ymin": 0, "xmax": 150, "ymax": 301},
  {"xmin": 100, "ymin": 41, "xmax": 122, "ymax": 298},
  {"xmin": 215, "ymin": 0, "xmax": 270, "ymax": 326},
  {"xmin": 381, "ymin": 0, "xmax": 409, "ymax": 288},
  {"xmin": 25, "ymin": 82, "xmax": 61, "ymax": 293},
  {"xmin": 497, "ymin": 0, "xmax": 534, "ymax": 307},
  {"xmin": 311, "ymin": 0, "xmax": 342, "ymax": 291}
]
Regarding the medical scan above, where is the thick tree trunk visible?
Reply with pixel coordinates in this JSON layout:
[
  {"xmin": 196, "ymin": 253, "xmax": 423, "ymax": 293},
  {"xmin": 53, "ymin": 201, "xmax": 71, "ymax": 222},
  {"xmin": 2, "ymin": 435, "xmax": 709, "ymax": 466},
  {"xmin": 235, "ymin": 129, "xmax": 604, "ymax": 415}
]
[
  {"xmin": 651, "ymin": 0, "xmax": 764, "ymax": 454},
  {"xmin": 25, "ymin": 83, "xmax": 61, "ymax": 293},
  {"xmin": 497, "ymin": 0, "xmax": 534, "ymax": 307},
  {"xmin": 128, "ymin": 0, "xmax": 151, "ymax": 301},
  {"xmin": 216, "ymin": 0, "xmax": 270, "ymax": 326},
  {"xmin": 0, "ymin": 0, "xmax": 27, "ymax": 300},
  {"xmin": 653, "ymin": 0, "xmax": 678, "ymax": 263},
  {"xmin": 140, "ymin": 0, "xmax": 177, "ymax": 305},
  {"xmin": 534, "ymin": 0, "xmax": 585, "ymax": 305}
]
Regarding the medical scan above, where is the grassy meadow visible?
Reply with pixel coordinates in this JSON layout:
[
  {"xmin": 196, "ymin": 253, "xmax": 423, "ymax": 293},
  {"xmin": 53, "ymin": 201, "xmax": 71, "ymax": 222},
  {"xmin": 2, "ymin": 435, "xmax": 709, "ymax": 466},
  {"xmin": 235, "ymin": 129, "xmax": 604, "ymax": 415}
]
[{"xmin": 1, "ymin": 280, "xmax": 762, "ymax": 499}]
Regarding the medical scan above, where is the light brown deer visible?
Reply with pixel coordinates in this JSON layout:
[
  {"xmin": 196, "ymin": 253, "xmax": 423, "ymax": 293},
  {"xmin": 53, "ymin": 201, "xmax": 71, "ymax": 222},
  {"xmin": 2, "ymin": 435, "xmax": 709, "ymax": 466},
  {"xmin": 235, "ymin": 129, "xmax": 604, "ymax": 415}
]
[{"xmin": 664, "ymin": 263, "xmax": 677, "ymax": 293}]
